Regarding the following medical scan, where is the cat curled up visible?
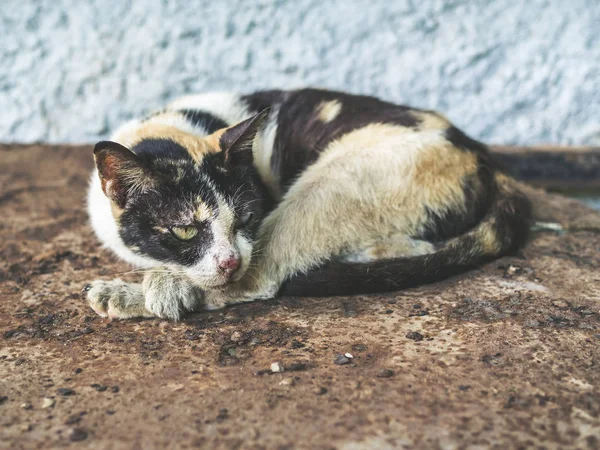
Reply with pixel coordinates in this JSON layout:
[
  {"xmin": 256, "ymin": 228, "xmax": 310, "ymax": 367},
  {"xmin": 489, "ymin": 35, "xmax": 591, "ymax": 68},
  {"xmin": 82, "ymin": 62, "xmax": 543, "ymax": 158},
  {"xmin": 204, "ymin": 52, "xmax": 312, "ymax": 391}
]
[{"xmin": 85, "ymin": 88, "xmax": 532, "ymax": 320}]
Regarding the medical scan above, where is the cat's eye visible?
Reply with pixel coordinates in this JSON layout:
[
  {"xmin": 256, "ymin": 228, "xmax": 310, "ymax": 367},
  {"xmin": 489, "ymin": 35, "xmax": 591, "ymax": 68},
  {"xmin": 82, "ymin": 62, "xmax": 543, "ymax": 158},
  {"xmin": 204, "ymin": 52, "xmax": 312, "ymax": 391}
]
[
  {"xmin": 235, "ymin": 212, "xmax": 253, "ymax": 229},
  {"xmin": 170, "ymin": 226, "xmax": 198, "ymax": 241}
]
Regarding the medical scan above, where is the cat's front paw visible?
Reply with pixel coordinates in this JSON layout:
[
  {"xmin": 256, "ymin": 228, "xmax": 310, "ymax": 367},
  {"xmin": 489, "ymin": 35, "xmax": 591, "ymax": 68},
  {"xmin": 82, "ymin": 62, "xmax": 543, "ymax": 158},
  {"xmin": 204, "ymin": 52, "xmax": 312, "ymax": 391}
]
[
  {"xmin": 142, "ymin": 272, "xmax": 202, "ymax": 321},
  {"xmin": 84, "ymin": 279, "xmax": 153, "ymax": 319}
]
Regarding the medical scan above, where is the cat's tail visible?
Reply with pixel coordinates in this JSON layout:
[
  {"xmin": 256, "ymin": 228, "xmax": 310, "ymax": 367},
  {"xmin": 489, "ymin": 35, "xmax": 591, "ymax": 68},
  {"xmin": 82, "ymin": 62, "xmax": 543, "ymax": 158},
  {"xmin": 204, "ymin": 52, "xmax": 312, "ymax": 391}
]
[{"xmin": 279, "ymin": 174, "xmax": 532, "ymax": 297}]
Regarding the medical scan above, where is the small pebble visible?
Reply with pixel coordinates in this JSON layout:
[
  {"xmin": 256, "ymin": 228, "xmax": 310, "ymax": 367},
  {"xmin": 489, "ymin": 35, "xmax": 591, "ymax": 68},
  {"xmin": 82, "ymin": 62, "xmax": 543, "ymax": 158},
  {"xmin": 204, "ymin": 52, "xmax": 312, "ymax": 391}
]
[
  {"xmin": 65, "ymin": 414, "xmax": 82, "ymax": 425},
  {"xmin": 74, "ymin": 368, "xmax": 83, "ymax": 374},
  {"xmin": 334, "ymin": 355, "xmax": 350, "ymax": 365},
  {"xmin": 57, "ymin": 388, "xmax": 75, "ymax": 396},
  {"xmin": 279, "ymin": 378, "xmax": 295, "ymax": 386},
  {"xmin": 230, "ymin": 331, "xmax": 242, "ymax": 342},
  {"xmin": 406, "ymin": 331, "xmax": 424, "ymax": 342},
  {"xmin": 69, "ymin": 428, "xmax": 88, "ymax": 442},
  {"xmin": 216, "ymin": 408, "xmax": 228, "ymax": 422},
  {"xmin": 290, "ymin": 340, "xmax": 305, "ymax": 349},
  {"xmin": 506, "ymin": 264, "xmax": 522, "ymax": 275},
  {"xmin": 111, "ymin": 386, "xmax": 120, "ymax": 393},
  {"xmin": 409, "ymin": 309, "xmax": 430, "ymax": 317},
  {"xmin": 270, "ymin": 362, "xmax": 285, "ymax": 373},
  {"xmin": 91, "ymin": 384, "xmax": 107, "ymax": 392},
  {"xmin": 42, "ymin": 398, "xmax": 55, "ymax": 409},
  {"xmin": 21, "ymin": 402, "xmax": 32, "ymax": 410},
  {"xmin": 20, "ymin": 424, "xmax": 33, "ymax": 432},
  {"xmin": 314, "ymin": 387, "xmax": 328, "ymax": 395},
  {"xmin": 352, "ymin": 344, "xmax": 367, "ymax": 352},
  {"xmin": 552, "ymin": 300, "xmax": 569, "ymax": 308},
  {"xmin": 376, "ymin": 369, "xmax": 395, "ymax": 378},
  {"xmin": 0, "ymin": 396, "xmax": 8, "ymax": 404},
  {"xmin": 344, "ymin": 353, "xmax": 353, "ymax": 359}
]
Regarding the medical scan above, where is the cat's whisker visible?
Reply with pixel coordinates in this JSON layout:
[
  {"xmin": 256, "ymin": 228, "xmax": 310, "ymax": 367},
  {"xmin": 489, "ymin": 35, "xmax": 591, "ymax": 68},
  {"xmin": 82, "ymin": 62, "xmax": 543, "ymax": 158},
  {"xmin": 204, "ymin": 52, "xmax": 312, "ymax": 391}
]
[{"xmin": 114, "ymin": 267, "xmax": 191, "ymax": 277}]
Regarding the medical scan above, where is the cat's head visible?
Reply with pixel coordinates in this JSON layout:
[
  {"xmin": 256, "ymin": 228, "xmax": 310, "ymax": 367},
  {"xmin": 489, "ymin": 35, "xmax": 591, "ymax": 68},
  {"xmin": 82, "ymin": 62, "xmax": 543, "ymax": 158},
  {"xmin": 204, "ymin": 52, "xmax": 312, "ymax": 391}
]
[{"xmin": 93, "ymin": 109, "xmax": 271, "ymax": 288}]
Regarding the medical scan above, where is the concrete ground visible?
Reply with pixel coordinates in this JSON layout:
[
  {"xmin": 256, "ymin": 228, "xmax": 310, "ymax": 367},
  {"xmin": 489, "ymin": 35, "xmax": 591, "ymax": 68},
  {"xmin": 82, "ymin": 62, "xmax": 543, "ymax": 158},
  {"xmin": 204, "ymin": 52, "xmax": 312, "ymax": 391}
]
[{"xmin": 1, "ymin": 144, "xmax": 599, "ymax": 449}]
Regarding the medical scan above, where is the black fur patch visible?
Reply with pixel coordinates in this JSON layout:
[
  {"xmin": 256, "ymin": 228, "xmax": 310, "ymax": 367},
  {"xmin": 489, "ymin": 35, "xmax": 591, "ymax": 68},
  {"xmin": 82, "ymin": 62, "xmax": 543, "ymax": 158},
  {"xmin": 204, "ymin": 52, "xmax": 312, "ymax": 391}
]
[
  {"xmin": 445, "ymin": 126, "xmax": 489, "ymax": 155},
  {"xmin": 445, "ymin": 125, "xmax": 503, "ymax": 169},
  {"xmin": 416, "ymin": 166, "xmax": 496, "ymax": 243},
  {"xmin": 242, "ymin": 90, "xmax": 286, "ymax": 113},
  {"xmin": 179, "ymin": 109, "xmax": 229, "ymax": 134},
  {"xmin": 131, "ymin": 138, "xmax": 192, "ymax": 163},
  {"xmin": 243, "ymin": 88, "xmax": 422, "ymax": 192}
]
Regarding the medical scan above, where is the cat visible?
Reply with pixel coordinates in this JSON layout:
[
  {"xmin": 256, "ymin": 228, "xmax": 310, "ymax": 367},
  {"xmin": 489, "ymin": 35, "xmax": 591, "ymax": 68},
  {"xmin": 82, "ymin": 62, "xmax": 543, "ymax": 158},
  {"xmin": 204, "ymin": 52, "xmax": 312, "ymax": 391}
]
[{"xmin": 84, "ymin": 88, "xmax": 532, "ymax": 320}]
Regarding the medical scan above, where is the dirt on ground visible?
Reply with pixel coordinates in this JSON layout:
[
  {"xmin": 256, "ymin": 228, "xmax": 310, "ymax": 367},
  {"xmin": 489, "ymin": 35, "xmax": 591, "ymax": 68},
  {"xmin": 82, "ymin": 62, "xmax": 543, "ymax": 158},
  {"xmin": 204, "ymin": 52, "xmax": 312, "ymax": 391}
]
[{"xmin": 1, "ymin": 144, "xmax": 599, "ymax": 450}]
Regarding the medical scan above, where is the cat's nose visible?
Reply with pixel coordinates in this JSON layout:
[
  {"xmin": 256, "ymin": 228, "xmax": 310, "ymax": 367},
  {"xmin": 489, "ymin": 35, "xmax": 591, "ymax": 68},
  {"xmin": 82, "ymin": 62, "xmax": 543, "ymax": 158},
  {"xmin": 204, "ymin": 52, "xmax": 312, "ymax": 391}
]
[{"xmin": 217, "ymin": 254, "xmax": 240, "ymax": 277}]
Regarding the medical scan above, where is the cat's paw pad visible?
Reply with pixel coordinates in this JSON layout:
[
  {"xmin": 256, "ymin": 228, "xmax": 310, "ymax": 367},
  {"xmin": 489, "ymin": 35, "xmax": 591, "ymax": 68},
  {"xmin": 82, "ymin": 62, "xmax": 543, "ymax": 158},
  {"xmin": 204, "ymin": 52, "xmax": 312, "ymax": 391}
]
[{"xmin": 85, "ymin": 279, "xmax": 147, "ymax": 319}]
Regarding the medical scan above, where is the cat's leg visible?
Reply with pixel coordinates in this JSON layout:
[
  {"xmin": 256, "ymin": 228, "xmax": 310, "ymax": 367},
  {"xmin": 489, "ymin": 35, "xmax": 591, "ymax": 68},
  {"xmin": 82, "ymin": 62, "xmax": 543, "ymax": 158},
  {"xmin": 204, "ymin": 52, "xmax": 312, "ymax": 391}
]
[
  {"xmin": 142, "ymin": 270, "xmax": 203, "ymax": 320},
  {"xmin": 85, "ymin": 270, "xmax": 203, "ymax": 320},
  {"xmin": 341, "ymin": 235, "xmax": 436, "ymax": 263}
]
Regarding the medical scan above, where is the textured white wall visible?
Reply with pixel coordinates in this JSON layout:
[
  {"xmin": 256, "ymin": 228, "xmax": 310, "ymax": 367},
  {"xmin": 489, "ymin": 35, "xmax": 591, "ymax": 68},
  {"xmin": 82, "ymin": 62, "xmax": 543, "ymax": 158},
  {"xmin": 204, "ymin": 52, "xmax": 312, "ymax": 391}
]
[{"xmin": 1, "ymin": 0, "xmax": 599, "ymax": 145}]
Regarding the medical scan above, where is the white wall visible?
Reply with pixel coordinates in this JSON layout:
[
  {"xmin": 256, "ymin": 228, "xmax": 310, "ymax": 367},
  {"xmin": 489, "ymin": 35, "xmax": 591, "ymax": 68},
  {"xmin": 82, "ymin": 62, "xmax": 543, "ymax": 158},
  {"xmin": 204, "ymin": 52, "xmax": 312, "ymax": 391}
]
[{"xmin": 1, "ymin": 0, "xmax": 599, "ymax": 145}]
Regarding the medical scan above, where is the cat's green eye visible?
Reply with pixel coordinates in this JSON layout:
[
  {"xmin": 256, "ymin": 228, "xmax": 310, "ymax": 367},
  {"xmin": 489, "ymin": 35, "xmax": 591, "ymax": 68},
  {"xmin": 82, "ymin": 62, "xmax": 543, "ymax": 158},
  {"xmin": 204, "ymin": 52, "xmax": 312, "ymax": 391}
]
[{"xmin": 170, "ymin": 226, "xmax": 198, "ymax": 241}]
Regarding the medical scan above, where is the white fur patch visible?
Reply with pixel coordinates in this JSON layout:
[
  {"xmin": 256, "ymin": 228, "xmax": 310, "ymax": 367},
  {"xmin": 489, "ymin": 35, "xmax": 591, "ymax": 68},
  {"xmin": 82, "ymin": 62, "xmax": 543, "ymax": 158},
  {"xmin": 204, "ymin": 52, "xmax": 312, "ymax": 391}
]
[
  {"xmin": 253, "ymin": 106, "xmax": 280, "ymax": 198},
  {"xmin": 317, "ymin": 100, "xmax": 342, "ymax": 122}
]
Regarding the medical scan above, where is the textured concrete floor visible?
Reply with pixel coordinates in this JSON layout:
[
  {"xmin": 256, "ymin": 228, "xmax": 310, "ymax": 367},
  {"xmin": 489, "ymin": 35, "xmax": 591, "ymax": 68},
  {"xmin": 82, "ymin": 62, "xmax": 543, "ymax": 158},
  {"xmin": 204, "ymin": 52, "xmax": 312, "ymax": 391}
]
[{"xmin": 1, "ymin": 144, "xmax": 600, "ymax": 449}]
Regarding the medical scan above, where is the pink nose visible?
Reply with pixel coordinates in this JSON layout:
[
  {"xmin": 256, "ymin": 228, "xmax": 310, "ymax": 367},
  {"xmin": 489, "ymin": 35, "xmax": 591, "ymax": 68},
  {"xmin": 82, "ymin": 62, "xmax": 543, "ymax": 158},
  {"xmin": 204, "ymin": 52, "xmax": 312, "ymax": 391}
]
[{"xmin": 217, "ymin": 255, "xmax": 240, "ymax": 277}]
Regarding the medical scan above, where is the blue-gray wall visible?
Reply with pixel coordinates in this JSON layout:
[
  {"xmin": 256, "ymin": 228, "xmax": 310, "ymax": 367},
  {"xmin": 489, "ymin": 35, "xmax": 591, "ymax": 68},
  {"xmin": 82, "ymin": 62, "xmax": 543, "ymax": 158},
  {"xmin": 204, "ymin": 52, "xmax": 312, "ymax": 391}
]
[{"xmin": 2, "ymin": 0, "xmax": 599, "ymax": 145}]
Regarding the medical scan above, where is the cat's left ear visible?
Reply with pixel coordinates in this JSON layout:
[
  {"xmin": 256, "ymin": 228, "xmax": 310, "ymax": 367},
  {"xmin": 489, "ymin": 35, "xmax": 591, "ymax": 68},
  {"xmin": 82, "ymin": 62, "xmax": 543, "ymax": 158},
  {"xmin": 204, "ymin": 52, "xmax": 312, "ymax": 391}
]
[{"xmin": 220, "ymin": 108, "xmax": 271, "ymax": 167}]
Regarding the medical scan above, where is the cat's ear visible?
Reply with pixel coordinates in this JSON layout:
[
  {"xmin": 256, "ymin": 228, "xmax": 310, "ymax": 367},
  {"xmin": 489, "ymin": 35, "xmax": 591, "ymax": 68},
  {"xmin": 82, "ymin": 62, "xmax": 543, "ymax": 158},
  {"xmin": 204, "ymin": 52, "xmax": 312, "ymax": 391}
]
[
  {"xmin": 93, "ymin": 141, "xmax": 151, "ymax": 208},
  {"xmin": 220, "ymin": 108, "xmax": 271, "ymax": 167}
]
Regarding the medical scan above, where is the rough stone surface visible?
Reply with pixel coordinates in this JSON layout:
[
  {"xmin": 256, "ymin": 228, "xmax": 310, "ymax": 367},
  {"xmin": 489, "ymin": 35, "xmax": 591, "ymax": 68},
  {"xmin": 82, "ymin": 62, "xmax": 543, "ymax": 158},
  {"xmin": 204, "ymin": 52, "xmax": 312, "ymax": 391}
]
[
  {"xmin": 1, "ymin": 0, "xmax": 600, "ymax": 146},
  {"xmin": 1, "ymin": 144, "xmax": 600, "ymax": 449}
]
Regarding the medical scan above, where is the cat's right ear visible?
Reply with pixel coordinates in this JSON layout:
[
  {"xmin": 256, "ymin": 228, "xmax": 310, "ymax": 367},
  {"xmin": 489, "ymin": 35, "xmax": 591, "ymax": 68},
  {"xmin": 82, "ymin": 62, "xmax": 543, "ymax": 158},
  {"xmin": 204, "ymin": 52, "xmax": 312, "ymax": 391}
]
[
  {"xmin": 93, "ymin": 141, "xmax": 150, "ymax": 208},
  {"xmin": 219, "ymin": 108, "xmax": 271, "ymax": 168}
]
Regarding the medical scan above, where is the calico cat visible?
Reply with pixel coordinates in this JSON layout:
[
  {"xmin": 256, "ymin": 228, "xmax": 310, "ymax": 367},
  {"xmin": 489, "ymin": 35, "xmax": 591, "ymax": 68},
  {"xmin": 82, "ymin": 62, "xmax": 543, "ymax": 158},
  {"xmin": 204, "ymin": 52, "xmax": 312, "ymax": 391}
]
[{"xmin": 85, "ymin": 88, "xmax": 531, "ymax": 320}]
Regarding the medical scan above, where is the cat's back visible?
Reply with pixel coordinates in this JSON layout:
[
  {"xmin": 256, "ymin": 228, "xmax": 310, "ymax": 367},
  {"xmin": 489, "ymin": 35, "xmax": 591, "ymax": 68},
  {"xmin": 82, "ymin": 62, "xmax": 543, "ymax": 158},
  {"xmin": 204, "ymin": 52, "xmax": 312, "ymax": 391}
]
[{"xmin": 241, "ymin": 88, "xmax": 492, "ymax": 193}]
